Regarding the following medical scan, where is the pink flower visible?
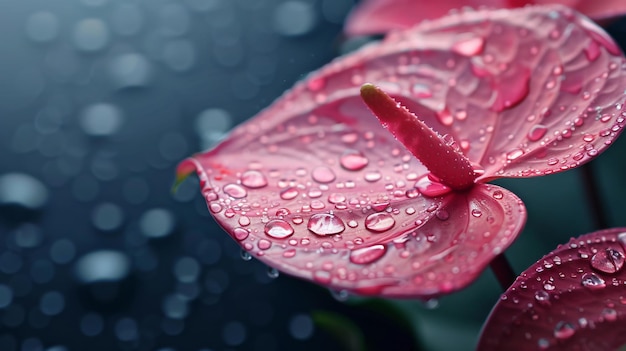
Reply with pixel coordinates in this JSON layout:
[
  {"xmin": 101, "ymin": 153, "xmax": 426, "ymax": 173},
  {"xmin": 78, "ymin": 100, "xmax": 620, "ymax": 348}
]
[
  {"xmin": 345, "ymin": 0, "xmax": 626, "ymax": 37},
  {"xmin": 478, "ymin": 228, "xmax": 626, "ymax": 350},
  {"xmin": 177, "ymin": 6, "xmax": 626, "ymax": 299}
]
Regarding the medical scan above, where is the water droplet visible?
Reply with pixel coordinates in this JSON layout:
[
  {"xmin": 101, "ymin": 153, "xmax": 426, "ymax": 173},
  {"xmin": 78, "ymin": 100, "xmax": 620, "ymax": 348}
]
[
  {"xmin": 364, "ymin": 213, "xmax": 395, "ymax": 232},
  {"xmin": 267, "ymin": 267, "xmax": 279, "ymax": 279},
  {"xmin": 313, "ymin": 270, "xmax": 332, "ymax": 284},
  {"xmin": 471, "ymin": 209, "xmax": 482, "ymax": 218},
  {"xmin": 264, "ymin": 220, "xmax": 295, "ymax": 239},
  {"xmin": 280, "ymin": 187, "xmax": 299, "ymax": 200},
  {"xmin": 240, "ymin": 250, "xmax": 252, "ymax": 261},
  {"xmin": 364, "ymin": 171, "xmax": 382, "ymax": 182},
  {"xmin": 436, "ymin": 108, "xmax": 453, "ymax": 126},
  {"xmin": 223, "ymin": 183, "xmax": 247, "ymax": 198},
  {"xmin": 233, "ymin": 228, "xmax": 249, "ymax": 241},
  {"xmin": 436, "ymin": 210, "xmax": 449, "ymax": 221},
  {"xmin": 553, "ymin": 321, "xmax": 575, "ymax": 339},
  {"xmin": 371, "ymin": 201, "xmax": 389, "ymax": 212},
  {"xmin": 538, "ymin": 338, "xmax": 550, "ymax": 350},
  {"xmin": 307, "ymin": 213, "xmax": 345, "ymax": 236},
  {"xmin": 528, "ymin": 125, "xmax": 548, "ymax": 141},
  {"xmin": 533, "ymin": 290, "xmax": 550, "ymax": 305},
  {"xmin": 415, "ymin": 174, "xmax": 451, "ymax": 197},
  {"xmin": 452, "ymin": 37, "xmax": 484, "ymax": 56},
  {"xmin": 329, "ymin": 289, "xmax": 349, "ymax": 301},
  {"xmin": 581, "ymin": 272, "xmax": 606, "ymax": 290},
  {"xmin": 241, "ymin": 170, "xmax": 268, "ymax": 188},
  {"xmin": 590, "ymin": 248, "xmax": 625, "ymax": 273},
  {"xmin": 349, "ymin": 245, "xmax": 387, "ymax": 265},
  {"xmin": 327, "ymin": 193, "xmax": 346, "ymax": 204},
  {"xmin": 311, "ymin": 166, "xmax": 335, "ymax": 184},
  {"xmin": 340, "ymin": 150, "xmax": 368, "ymax": 171},
  {"xmin": 258, "ymin": 239, "xmax": 271, "ymax": 250},
  {"xmin": 506, "ymin": 148, "xmax": 524, "ymax": 160},
  {"xmin": 492, "ymin": 190, "xmax": 504, "ymax": 199},
  {"xmin": 601, "ymin": 308, "xmax": 618, "ymax": 322}
]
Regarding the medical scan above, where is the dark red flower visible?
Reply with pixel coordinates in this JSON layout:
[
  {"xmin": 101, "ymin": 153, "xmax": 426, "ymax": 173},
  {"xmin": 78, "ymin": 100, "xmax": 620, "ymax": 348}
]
[
  {"xmin": 478, "ymin": 228, "xmax": 626, "ymax": 351},
  {"xmin": 345, "ymin": 0, "xmax": 626, "ymax": 37},
  {"xmin": 178, "ymin": 6, "xmax": 626, "ymax": 299}
]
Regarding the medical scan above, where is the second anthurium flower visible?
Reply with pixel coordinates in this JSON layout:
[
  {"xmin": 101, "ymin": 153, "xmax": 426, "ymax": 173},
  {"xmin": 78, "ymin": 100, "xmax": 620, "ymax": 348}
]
[{"xmin": 178, "ymin": 6, "xmax": 626, "ymax": 299}]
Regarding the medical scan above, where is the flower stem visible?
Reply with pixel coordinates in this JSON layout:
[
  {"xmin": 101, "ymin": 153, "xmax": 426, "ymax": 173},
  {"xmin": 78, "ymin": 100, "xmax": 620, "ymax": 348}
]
[
  {"xmin": 580, "ymin": 163, "xmax": 609, "ymax": 229},
  {"xmin": 490, "ymin": 254, "xmax": 516, "ymax": 291}
]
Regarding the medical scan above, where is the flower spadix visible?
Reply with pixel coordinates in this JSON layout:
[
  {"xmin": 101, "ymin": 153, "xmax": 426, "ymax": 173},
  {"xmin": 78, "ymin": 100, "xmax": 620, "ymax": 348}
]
[{"xmin": 178, "ymin": 6, "xmax": 626, "ymax": 299}]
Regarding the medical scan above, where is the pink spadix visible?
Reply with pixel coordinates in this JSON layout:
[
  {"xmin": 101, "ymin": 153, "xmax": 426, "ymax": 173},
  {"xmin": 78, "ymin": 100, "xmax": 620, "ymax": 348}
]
[{"xmin": 360, "ymin": 83, "xmax": 477, "ymax": 190}]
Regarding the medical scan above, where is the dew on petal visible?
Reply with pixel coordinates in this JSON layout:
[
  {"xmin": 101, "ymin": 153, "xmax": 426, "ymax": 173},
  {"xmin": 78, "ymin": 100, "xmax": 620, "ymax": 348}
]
[
  {"xmin": 311, "ymin": 166, "xmax": 336, "ymax": 183},
  {"xmin": 307, "ymin": 213, "xmax": 346, "ymax": 236},
  {"xmin": 415, "ymin": 174, "xmax": 451, "ymax": 197},
  {"xmin": 223, "ymin": 183, "xmax": 247, "ymax": 198},
  {"xmin": 241, "ymin": 170, "xmax": 268, "ymax": 188},
  {"xmin": 506, "ymin": 148, "xmax": 524, "ymax": 160},
  {"xmin": 280, "ymin": 187, "xmax": 299, "ymax": 200},
  {"xmin": 340, "ymin": 150, "xmax": 368, "ymax": 171},
  {"xmin": 527, "ymin": 125, "xmax": 548, "ymax": 141},
  {"xmin": 452, "ymin": 37, "xmax": 485, "ymax": 56},
  {"xmin": 364, "ymin": 213, "xmax": 395, "ymax": 232},
  {"xmin": 581, "ymin": 272, "xmax": 606, "ymax": 290},
  {"xmin": 553, "ymin": 321, "xmax": 575, "ymax": 340},
  {"xmin": 233, "ymin": 228, "xmax": 249, "ymax": 241},
  {"xmin": 264, "ymin": 219, "xmax": 295, "ymax": 239},
  {"xmin": 590, "ymin": 248, "xmax": 625, "ymax": 274},
  {"xmin": 349, "ymin": 245, "xmax": 387, "ymax": 265}
]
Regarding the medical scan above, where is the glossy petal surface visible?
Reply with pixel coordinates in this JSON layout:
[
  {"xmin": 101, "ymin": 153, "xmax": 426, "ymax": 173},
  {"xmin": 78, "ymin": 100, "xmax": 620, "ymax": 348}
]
[
  {"xmin": 478, "ymin": 228, "xmax": 626, "ymax": 351},
  {"xmin": 345, "ymin": 0, "xmax": 626, "ymax": 36},
  {"xmin": 180, "ymin": 6, "xmax": 625, "ymax": 298}
]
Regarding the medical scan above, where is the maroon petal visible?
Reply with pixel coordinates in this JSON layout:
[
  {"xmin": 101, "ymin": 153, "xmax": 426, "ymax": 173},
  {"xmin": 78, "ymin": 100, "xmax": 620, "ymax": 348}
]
[{"xmin": 478, "ymin": 228, "xmax": 626, "ymax": 350}]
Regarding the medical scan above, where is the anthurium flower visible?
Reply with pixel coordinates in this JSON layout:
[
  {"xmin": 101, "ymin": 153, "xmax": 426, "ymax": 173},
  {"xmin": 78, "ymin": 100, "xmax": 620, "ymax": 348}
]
[
  {"xmin": 177, "ymin": 6, "xmax": 626, "ymax": 299},
  {"xmin": 478, "ymin": 228, "xmax": 626, "ymax": 351},
  {"xmin": 345, "ymin": 0, "xmax": 626, "ymax": 37}
]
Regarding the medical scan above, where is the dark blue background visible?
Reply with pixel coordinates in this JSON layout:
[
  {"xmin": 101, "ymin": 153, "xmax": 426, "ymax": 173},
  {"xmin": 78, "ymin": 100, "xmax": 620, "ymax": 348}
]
[{"xmin": 1, "ymin": 1, "xmax": 626, "ymax": 350}]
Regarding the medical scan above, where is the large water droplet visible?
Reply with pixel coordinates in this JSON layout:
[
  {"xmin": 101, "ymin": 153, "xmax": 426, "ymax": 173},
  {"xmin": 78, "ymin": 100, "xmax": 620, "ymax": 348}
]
[
  {"xmin": 311, "ymin": 166, "xmax": 336, "ymax": 184},
  {"xmin": 241, "ymin": 170, "xmax": 268, "ymax": 188},
  {"xmin": 590, "ymin": 248, "xmax": 625, "ymax": 274},
  {"xmin": 527, "ymin": 125, "xmax": 548, "ymax": 142},
  {"xmin": 223, "ymin": 183, "xmax": 247, "ymax": 198},
  {"xmin": 307, "ymin": 213, "xmax": 345, "ymax": 236},
  {"xmin": 364, "ymin": 213, "xmax": 395, "ymax": 232},
  {"xmin": 581, "ymin": 272, "xmax": 606, "ymax": 290},
  {"xmin": 415, "ymin": 174, "xmax": 451, "ymax": 197},
  {"xmin": 349, "ymin": 245, "xmax": 387, "ymax": 265},
  {"xmin": 280, "ymin": 187, "xmax": 299, "ymax": 200},
  {"xmin": 340, "ymin": 150, "xmax": 368, "ymax": 171},
  {"xmin": 553, "ymin": 321, "xmax": 575, "ymax": 339},
  {"xmin": 264, "ymin": 219, "xmax": 295, "ymax": 239}
]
